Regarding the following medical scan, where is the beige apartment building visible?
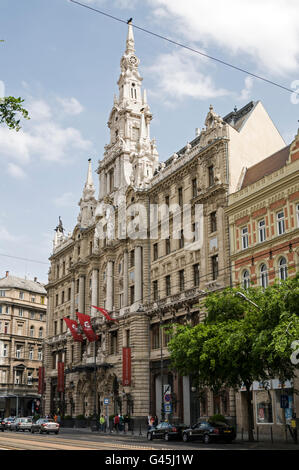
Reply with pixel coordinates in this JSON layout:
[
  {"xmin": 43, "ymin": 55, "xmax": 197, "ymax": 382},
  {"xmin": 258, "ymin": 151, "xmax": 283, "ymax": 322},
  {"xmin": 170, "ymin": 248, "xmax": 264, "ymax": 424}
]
[
  {"xmin": 44, "ymin": 24, "xmax": 286, "ymax": 427},
  {"xmin": 0, "ymin": 272, "xmax": 47, "ymax": 417}
]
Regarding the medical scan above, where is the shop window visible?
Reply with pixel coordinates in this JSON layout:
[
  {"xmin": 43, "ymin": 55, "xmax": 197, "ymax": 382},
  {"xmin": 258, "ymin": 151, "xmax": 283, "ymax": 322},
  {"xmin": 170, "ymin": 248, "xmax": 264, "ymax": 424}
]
[{"xmin": 256, "ymin": 390, "xmax": 273, "ymax": 424}]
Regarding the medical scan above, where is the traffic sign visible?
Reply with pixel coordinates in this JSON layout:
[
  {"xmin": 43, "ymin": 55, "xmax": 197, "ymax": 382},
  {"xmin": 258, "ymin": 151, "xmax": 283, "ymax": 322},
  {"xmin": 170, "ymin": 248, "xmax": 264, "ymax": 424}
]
[
  {"xmin": 104, "ymin": 398, "xmax": 110, "ymax": 405},
  {"xmin": 164, "ymin": 403, "xmax": 172, "ymax": 413}
]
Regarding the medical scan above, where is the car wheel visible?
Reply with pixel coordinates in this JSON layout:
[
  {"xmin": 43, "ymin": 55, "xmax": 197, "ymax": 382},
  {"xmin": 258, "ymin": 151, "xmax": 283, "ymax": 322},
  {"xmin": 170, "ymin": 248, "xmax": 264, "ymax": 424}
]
[
  {"xmin": 164, "ymin": 433, "xmax": 169, "ymax": 441},
  {"xmin": 55, "ymin": 431, "xmax": 59, "ymax": 435},
  {"xmin": 31, "ymin": 429, "xmax": 34, "ymax": 433},
  {"xmin": 182, "ymin": 433, "xmax": 189, "ymax": 442},
  {"xmin": 147, "ymin": 432, "xmax": 152, "ymax": 441},
  {"xmin": 39, "ymin": 429, "xmax": 43, "ymax": 434},
  {"xmin": 203, "ymin": 434, "xmax": 210, "ymax": 444}
]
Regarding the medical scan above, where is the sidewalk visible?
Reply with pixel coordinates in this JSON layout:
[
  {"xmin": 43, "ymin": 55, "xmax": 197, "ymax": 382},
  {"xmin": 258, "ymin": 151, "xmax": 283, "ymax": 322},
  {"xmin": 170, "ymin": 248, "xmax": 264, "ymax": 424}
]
[{"xmin": 60, "ymin": 426, "xmax": 299, "ymax": 450}]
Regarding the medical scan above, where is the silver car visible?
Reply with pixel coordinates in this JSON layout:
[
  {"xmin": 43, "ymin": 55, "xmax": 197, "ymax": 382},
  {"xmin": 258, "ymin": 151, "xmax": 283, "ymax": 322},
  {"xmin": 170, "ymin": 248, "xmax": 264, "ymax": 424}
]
[
  {"xmin": 31, "ymin": 418, "xmax": 60, "ymax": 434},
  {"xmin": 10, "ymin": 417, "xmax": 33, "ymax": 432}
]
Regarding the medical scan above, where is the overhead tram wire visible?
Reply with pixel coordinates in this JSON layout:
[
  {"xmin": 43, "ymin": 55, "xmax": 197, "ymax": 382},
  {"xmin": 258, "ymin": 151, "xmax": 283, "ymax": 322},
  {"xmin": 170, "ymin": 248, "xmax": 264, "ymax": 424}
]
[{"xmin": 69, "ymin": 0, "xmax": 299, "ymax": 98}]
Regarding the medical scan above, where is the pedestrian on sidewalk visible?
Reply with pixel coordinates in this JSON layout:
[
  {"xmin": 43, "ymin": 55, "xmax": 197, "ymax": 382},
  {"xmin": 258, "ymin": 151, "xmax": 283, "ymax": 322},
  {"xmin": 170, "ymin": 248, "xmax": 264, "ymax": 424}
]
[
  {"xmin": 114, "ymin": 414, "xmax": 120, "ymax": 432},
  {"xmin": 99, "ymin": 414, "xmax": 106, "ymax": 432}
]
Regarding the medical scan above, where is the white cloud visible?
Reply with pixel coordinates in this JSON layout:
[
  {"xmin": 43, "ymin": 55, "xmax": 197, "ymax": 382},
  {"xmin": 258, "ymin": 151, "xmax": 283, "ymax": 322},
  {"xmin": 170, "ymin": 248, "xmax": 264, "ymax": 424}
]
[
  {"xmin": 53, "ymin": 191, "xmax": 76, "ymax": 207},
  {"xmin": 145, "ymin": 49, "xmax": 230, "ymax": 103},
  {"xmin": 238, "ymin": 77, "xmax": 254, "ymax": 102},
  {"xmin": 7, "ymin": 163, "xmax": 27, "ymax": 180},
  {"xmin": 57, "ymin": 97, "xmax": 84, "ymax": 115},
  {"xmin": 27, "ymin": 99, "xmax": 52, "ymax": 120},
  {"xmin": 149, "ymin": 0, "xmax": 299, "ymax": 76}
]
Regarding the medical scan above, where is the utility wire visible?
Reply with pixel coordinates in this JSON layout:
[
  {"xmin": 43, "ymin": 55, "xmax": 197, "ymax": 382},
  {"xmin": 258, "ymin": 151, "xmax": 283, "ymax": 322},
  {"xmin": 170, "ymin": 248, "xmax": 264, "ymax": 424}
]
[{"xmin": 69, "ymin": 0, "xmax": 299, "ymax": 97}]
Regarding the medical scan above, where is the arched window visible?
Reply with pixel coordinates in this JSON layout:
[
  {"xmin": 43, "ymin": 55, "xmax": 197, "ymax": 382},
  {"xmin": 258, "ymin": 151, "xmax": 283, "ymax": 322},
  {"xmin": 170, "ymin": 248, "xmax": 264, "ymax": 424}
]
[
  {"xmin": 278, "ymin": 257, "xmax": 288, "ymax": 281},
  {"xmin": 260, "ymin": 264, "xmax": 268, "ymax": 288},
  {"xmin": 242, "ymin": 270, "xmax": 250, "ymax": 289}
]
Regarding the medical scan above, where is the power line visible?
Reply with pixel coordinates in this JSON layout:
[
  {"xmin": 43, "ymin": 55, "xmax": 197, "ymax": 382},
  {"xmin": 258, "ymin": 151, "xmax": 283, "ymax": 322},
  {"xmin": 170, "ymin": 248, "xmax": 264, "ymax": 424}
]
[
  {"xmin": 0, "ymin": 253, "xmax": 49, "ymax": 265},
  {"xmin": 69, "ymin": 0, "xmax": 299, "ymax": 97}
]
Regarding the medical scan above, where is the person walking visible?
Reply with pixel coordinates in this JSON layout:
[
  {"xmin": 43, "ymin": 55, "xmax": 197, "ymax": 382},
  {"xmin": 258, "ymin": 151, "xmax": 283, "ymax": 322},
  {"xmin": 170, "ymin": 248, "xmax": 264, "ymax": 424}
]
[{"xmin": 114, "ymin": 414, "xmax": 120, "ymax": 432}]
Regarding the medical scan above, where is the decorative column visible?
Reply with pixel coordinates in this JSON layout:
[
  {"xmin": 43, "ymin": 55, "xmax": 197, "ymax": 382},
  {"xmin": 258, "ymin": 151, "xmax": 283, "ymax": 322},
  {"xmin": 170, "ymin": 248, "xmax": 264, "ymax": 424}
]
[
  {"xmin": 106, "ymin": 260, "xmax": 114, "ymax": 311},
  {"xmin": 78, "ymin": 275, "xmax": 85, "ymax": 313},
  {"xmin": 135, "ymin": 246, "xmax": 143, "ymax": 304},
  {"xmin": 91, "ymin": 269, "xmax": 98, "ymax": 317},
  {"xmin": 70, "ymin": 279, "xmax": 75, "ymax": 318},
  {"xmin": 123, "ymin": 250, "xmax": 128, "ymax": 307}
]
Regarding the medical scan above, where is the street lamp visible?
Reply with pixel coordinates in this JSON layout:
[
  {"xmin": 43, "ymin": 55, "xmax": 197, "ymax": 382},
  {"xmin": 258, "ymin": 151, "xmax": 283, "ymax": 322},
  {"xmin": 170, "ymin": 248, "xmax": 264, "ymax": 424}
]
[{"xmin": 235, "ymin": 291, "xmax": 261, "ymax": 310}]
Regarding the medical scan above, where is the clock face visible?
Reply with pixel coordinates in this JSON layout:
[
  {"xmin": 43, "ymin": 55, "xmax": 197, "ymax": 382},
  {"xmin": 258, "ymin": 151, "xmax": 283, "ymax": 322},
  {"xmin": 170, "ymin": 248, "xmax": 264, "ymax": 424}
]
[{"xmin": 129, "ymin": 55, "xmax": 138, "ymax": 65}]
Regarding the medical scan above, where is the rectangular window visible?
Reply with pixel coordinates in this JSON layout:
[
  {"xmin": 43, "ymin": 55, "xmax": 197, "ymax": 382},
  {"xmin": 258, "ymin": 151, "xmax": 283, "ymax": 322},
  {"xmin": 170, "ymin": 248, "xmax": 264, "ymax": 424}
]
[
  {"xmin": 3, "ymin": 344, "xmax": 7, "ymax": 357},
  {"xmin": 4, "ymin": 323, "xmax": 9, "ymax": 334},
  {"xmin": 41, "ymin": 296, "xmax": 45, "ymax": 305},
  {"xmin": 210, "ymin": 211, "xmax": 217, "ymax": 233},
  {"xmin": 29, "ymin": 349, "xmax": 33, "ymax": 360},
  {"xmin": 126, "ymin": 329, "xmax": 130, "ymax": 348},
  {"xmin": 130, "ymin": 250, "xmax": 135, "ymax": 268},
  {"xmin": 193, "ymin": 264, "xmax": 200, "ymax": 287},
  {"xmin": 130, "ymin": 285, "xmax": 134, "ymax": 305},
  {"xmin": 178, "ymin": 187, "xmax": 183, "ymax": 207},
  {"xmin": 110, "ymin": 331, "xmax": 118, "ymax": 355},
  {"xmin": 153, "ymin": 243, "xmax": 158, "ymax": 261},
  {"xmin": 208, "ymin": 165, "xmax": 214, "ymax": 186},
  {"xmin": 0, "ymin": 290, "xmax": 6, "ymax": 297},
  {"xmin": 38, "ymin": 349, "xmax": 42, "ymax": 361},
  {"xmin": 119, "ymin": 293, "xmax": 123, "ymax": 308},
  {"xmin": 211, "ymin": 255, "xmax": 218, "ymax": 280},
  {"xmin": 19, "ymin": 292, "xmax": 24, "ymax": 300},
  {"xmin": 68, "ymin": 288, "xmax": 71, "ymax": 301},
  {"xmin": 258, "ymin": 219, "xmax": 266, "ymax": 243},
  {"xmin": 61, "ymin": 291, "xmax": 65, "ymax": 304},
  {"xmin": 165, "ymin": 275, "xmax": 171, "ymax": 296},
  {"xmin": 18, "ymin": 308, "xmax": 23, "ymax": 317},
  {"xmin": 241, "ymin": 227, "xmax": 249, "ymax": 249},
  {"xmin": 192, "ymin": 178, "xmax": 197, "ymax": 198},
  {"xmin": 179, "ymin": 230, "xmax": 184, "ymax": 249},
  {"xmin": 296, "ymin": 203, "xmax": 299, "ymax": 227},
  {"xmin": 55, "ymin": 294, "xmax": 59, "ymax": 307},
  {"xmin": 153, "ymin": 280, "xmax": 159, "ymax": 301},
  {"xmin": 179, "ymin": 270, "xmax": 185, "ymax": 291},
  {"xmin": 165, "ymin": 238, "xmax": 171, "ymax": 255},
  {"xmin": 277, "ymin": 210, "xmax": 285, "ymax": 235},
  {"xmin": 165, "ymin": 195, "xmax": 170, "ymax": 206},
  {"xmin": 151, "ymin": 324, "xmax": 160, "ymax": 350},
  {"xmin": 16, "ymin": 345, "xmax": 22, "ymax": 359}
]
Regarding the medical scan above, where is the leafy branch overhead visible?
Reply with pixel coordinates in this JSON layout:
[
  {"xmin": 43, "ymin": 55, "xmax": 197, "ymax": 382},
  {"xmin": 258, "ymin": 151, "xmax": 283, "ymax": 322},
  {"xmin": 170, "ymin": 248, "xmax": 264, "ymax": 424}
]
[{"xmin": 0, "ymin": 96, "xmax": 30, "ymax": 131}]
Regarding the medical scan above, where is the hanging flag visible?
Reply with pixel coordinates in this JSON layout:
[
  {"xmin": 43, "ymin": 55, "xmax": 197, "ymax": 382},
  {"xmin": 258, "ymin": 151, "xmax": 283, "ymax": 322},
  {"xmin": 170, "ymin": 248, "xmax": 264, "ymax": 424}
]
[
  {"xmin": 92, "ymin": 305, "xmax": 119, "ymax": 322},
  {"xmin": 122, "ymin": 348, "xmax": 131, "ymax": 386},
  {"xmin": 63, "ymin": 317, "xmax": 84, "ymax": 342},
  {"xmin": 76, "ymin": 312, "xmax": 98, "ymax": 342},
  {"xmin": 57, "ymin": 362, "xmax": 65, "ymax": 393},
  {"xmin": 38, "ymin": 367, "xmax": 45, "ymax": 395}
]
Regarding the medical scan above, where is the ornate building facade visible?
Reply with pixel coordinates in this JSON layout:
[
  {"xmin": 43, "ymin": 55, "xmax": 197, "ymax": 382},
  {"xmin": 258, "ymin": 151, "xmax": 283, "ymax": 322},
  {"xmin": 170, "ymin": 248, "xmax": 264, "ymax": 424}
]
[
  {"xmin": 44, "ymin": 24, "xmax": 287, "ymax": 427},
  {"xmin": 0, "ymin": 272, "xmax": 47, "ymax": 417}
]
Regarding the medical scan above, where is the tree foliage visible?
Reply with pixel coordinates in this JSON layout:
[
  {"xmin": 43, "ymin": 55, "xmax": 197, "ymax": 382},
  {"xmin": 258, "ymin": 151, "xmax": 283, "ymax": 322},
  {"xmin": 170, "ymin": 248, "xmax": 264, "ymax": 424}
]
[
  {"xmin": 168, "ymin": 274, "xmax": 299, "ymax": 440},
  {"xmin": 0, "ymin": 96, "xmax": 30, "ymax": 131}
]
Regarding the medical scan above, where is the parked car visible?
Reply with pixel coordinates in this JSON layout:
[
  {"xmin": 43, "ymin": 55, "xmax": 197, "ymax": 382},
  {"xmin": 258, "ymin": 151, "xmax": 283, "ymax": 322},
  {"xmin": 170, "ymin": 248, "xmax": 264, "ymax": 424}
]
[
  {"xmin": 3, "ymin": 417, "xmax": 15, "ymax": 430},
  {"xmin": 0, "ymin": 419, "xmax": 5, "ymax": 431},
  {"xmin": 182, "ymin": 420, "xmax": 236, "ymax": 444},
  {"xmin": 147, "ymin": 422, "xmax": 187, "ymax": 441},
  {"xmin": 10, "ymin": 417, "xmax": 33, "ymax": 432},
  {"xmin": 31, "ymin": 418, "xmax": 60, "ymax": 434}
]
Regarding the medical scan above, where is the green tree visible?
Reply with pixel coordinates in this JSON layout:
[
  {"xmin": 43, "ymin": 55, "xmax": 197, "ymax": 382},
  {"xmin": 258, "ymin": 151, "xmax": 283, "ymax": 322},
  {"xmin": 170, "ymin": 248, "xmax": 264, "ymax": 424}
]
[
  {"xmin": 0, "ymin": 96, "xmax": 30, "ymax": 131},
  {"xmin": 168, "ymin": 275, "xmax": 299, "ymax": 441}
]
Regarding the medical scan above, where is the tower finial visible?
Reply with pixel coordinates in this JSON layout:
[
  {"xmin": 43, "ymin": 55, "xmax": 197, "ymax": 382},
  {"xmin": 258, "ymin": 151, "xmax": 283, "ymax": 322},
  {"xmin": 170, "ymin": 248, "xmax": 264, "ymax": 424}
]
[{"xmin": 126, "ymin": 21, "xmax": 135, "ymax": 54}]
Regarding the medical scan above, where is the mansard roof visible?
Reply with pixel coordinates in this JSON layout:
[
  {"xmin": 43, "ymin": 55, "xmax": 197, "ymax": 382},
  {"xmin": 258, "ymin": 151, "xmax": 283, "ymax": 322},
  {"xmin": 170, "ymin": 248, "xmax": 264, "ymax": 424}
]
[
  {"xmin": 0, "ymin": 275, "xmax": 46, "ymax": 294},
  {"xmin": 241, "ymin": 144, "xmax": 291, "ymax": 189}
]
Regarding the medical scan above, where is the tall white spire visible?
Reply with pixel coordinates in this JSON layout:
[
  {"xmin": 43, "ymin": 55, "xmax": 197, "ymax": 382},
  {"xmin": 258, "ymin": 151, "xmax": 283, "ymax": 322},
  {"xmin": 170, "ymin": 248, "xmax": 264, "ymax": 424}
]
[
  {"xmin": 126, "ymin": 23, "xmax": 135, "ymax": 54},
  {"xmin": 78, "ymin": 159, "xmax": 96, "ymax": 228}
]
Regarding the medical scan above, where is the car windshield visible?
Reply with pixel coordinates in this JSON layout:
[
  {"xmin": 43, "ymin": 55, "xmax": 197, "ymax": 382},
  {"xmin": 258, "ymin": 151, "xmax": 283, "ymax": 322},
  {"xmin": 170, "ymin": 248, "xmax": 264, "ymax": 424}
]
[{"xmin": 45, "ymin": 419, "xmax": 54, "ymax": 422}]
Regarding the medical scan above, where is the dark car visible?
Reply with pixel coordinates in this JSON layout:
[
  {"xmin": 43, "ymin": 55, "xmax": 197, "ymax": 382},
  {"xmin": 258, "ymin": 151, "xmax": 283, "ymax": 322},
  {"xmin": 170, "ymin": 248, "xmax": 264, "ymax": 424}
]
[
  {"xmin": 147, "ymin": 422, "xmax": 187, "ymax": 441},
  {"xmin": 0, "ymin": 419, "xmax": 5, "ymax": 431},
  {"xmin": 182, "ymin": 420, "xmax": 236, "ymax": 444},
  {"xmin": 31, "ymin": 418, "xmax": 60, "ymax": 434}
]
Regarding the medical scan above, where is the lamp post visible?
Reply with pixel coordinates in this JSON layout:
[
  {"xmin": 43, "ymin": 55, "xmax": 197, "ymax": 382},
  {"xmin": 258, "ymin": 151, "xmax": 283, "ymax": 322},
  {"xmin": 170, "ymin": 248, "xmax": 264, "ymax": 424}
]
[
  {"xmin": 235, "ymin": 291, "xmax": 261, "ymax": 310},
  {"xmin": 160, "ymin": 313, "xmax": 165, "ymax": 422}
]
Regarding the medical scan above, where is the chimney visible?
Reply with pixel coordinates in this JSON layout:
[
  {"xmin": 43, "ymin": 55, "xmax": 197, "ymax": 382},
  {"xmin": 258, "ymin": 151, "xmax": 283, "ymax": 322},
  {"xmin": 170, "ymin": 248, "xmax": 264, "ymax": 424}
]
[
  {"xmin": 34, "ymin": 277, "xmax": 37, "ymax": 282},
  {"xmin": 5, "ymin": 271, "xmax": 9, "ymax": 277}
]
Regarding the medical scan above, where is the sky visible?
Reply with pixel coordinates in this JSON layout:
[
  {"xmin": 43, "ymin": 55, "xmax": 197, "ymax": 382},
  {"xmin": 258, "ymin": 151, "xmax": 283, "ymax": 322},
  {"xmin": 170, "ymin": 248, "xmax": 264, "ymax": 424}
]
[{"xmin": 0, "ymin": 0, "xmax": 299, "ymax": 284}]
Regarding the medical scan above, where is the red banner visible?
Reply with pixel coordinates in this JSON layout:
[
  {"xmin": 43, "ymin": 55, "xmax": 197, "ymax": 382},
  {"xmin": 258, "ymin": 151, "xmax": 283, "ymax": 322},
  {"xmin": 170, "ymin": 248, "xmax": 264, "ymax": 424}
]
[
  {"xmin": 76, "ymin": 312, "xmax": 98, "ymax": 342},
  {"xmin": 38, "ymin": 367, "xmax": 44, "ymax": 395},
  {"xmin": 57, "ymin": 362, "xmax": 64, "ymax": 393},
  {"xmin": 63, "ymin": 317, "xmax": 84, "ymax": 342},
  {"xmin": 92, "ymin": 305, "xmax": 119, "ymax": 322},
  {"xmin": 122, "ymin": 348, "xmax": 131, "ymax": 386}
]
